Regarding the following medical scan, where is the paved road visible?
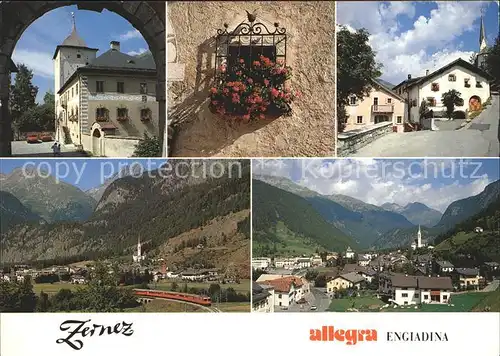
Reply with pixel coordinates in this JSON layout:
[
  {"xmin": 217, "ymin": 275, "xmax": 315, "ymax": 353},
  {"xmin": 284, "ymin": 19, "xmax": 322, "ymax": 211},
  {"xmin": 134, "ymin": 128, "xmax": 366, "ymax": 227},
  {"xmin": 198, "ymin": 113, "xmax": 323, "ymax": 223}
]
[
  {"xmin": 352, "ymin": 94, "xmax": 500, "ymax": 157},
  {"xmin": 481, "ymin": 280, "xmax": 499, "ymax": 292},
  {"xmin": 11, "ymin": 141, "xmax": 89, "ymax": 157},
  {"xmin": 310, "ymin": 287, "xmax": 331, "ymax": 311}
]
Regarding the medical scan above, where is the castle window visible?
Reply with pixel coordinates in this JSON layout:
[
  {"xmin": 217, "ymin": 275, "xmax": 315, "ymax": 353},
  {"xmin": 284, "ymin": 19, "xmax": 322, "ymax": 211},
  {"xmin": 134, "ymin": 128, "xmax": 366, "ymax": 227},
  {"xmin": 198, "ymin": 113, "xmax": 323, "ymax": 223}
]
[
  {"xmin": 397, "ymin": 116, "xmax": 402, "ymax": 124},
  {"xmin": 387, "ymin": 98, "xmax": 392, "ymax": 104},
  {"xmin": 431, "ymin": 83, "xmax": 439, "ymax": 91},
  {"xmin": 448, "ymin": 74, "xmax": 456, "ymax": 82},
  {"xmin": 349, "ymin": 96, "xmax": 357, "ymax": 105},
  {"xmin": 77, "ymin": 54, "xmax": 81, "ymax": 59},
  {"xmin": 214, "ymin": 13, "xmax": 287, "ymax": 78},
  {"xmin": 76, "ymin": 84, "xmax": 78, "ymax": 95},
  {"xmin": 117, "ymin": 82, "xmax": 125, "ymax": 93},
  {"xmin": 117, "ymin": 108, "xmax": 128, "ymax": 119},
  {"xmin": 356, "ymin": 116, "xmax": 363, "ymax": 124},
  {"xmin": 140, "ymin": 83, "xmax": 147, "ymax": 94},
  {"xmin": 476, "ymin": 81, "xmax": 483, "ymax": 88},
  {"xmin": 426, "ymin": 97, "xmax": 436, "ymax": 106},
  {"xmin": 96, "ymin": 81, "xmax": 104, "ymax": 93},
  {"xmin": 71, "ymin": 87, "xmax": 74, "ymax": 97},
  {"xmin": 464, "ymin": 78, "xmax": 470, "ymax": 88}
]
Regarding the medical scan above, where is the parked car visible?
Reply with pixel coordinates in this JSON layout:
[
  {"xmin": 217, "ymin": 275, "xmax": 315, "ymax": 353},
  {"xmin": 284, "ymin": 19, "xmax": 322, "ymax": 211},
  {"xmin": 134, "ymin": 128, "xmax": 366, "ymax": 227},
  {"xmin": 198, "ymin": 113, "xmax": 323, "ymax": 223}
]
[
  {"xmin": 26, "ymin": 134, "xmax": 39, "ymax": 143},
  {"xmin": 297, "ymin": 298, "xmax": 307, "ymax": 304},
  {"xmin": 41, "ymin": 134, "xmax": 53, "ymax": 142},
  {"xmin": 310, "ymin": 305, "xmax": 317, "ymax": 311}
]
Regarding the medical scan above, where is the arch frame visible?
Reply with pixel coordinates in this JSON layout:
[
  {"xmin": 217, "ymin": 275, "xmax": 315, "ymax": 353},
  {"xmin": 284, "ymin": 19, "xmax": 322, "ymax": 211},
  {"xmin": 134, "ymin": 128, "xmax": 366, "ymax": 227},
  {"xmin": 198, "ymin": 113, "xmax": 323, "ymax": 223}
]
[{"xmin": 0, "ymin": 1, "xmax": 166, "ymax": 157}]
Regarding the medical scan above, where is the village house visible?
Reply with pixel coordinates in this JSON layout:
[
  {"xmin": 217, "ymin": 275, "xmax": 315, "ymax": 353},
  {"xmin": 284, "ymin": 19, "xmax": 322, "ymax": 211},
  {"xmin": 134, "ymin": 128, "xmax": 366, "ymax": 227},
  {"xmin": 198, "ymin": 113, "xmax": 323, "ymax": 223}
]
[
  {"xmin": 258, "ymin": 276, "xmax": 306, "ymax": 308},
  {"xmin": 434, "ymin": 260, "xmax": 455, "ymax": 275},
  {"xmin": 345, "ymin": 79, "xmax": 407, "ymax": 133},
  {"xmin": 252, "ymin": 282, "xmax": 275, "ymax": 313},
  {"xmin": 71, "ymin": 275, "xmax": 87, "ymax": 284},
  {"xmin": 326, "ymin": 272, "xmax": 365, "ymax": 294},
  {"xmin": 357, "ymin": 255, "xmax": 371, "ymax": 267},
  {"xmin": 454, "ymin": 268, "xmax": 481, "ymax": 290},
  {"xmin": 274, "ymin": 258, "xmax": 296, "ymax": 270},
  {"xmin": 252, "ymin": 257, "xmax": 272, "ymax": 270},
  {"xmin": 345, "ymin": 246, "xmax": 355, "ymax": 259},
  {"xmin": 167, "ymin": 1, "xmax": 336, "ymax": 157},
  {"xmin": 379, "ymin": 273, "xmax": 453, "ymax": 305},
  {"xmin": 54, "ymin": 17, "xmax": 158, "ymax": 157},
  {"xmin": 296, "ymin": 258, "xmax": 311, "ymax": 269},
  {"xmin": 393, "ymin": 58, "xmax": 492, "ymax": 123},
  {"xmin": 311, "ymin": 255, "xmax": 323, "ymax": 267}
]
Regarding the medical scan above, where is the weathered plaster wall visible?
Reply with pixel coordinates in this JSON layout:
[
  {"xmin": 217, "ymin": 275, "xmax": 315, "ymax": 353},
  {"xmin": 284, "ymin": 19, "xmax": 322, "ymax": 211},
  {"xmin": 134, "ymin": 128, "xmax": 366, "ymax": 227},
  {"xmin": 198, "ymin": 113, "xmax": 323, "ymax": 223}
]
[{"xmin": 168, "ymin": 1, "xmax": 335, "ymax": 157}]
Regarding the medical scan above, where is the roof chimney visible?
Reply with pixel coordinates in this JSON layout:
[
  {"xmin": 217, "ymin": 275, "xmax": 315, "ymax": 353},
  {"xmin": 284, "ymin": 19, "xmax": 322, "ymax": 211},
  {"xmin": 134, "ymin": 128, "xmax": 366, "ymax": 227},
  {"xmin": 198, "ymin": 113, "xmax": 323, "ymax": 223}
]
[
  {"xmin": 110, "ymin": 41, "xmax": 120, "ymax": 51},
  {"xmin": 407, "ymin": 74, "xmax": 412, "ymax": 80},
  {"xmin": 426, "ymin": 69, "xmax": 430, "ymax": 76}
]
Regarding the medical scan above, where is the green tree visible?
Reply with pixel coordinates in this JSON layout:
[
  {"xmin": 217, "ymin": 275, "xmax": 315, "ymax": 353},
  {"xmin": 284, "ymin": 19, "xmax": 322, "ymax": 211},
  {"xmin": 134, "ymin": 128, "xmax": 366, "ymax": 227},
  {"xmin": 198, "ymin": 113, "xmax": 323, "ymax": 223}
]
[
  {"xmin": 305, "ymin": 270, "xmax": 319, "ymax": 282},
  {"xmin": 441, "ymin": 89, "xmax": 463, "ymax": 119},
  {"xmin": 171, "ymin": 281, "xmax": 178, "ymax": 291},
  {"xmin": 485, "ymin": 36, "xmax": 500, "ymax": 82},
  {"xmin": 314, "ymin": 274, "xmax": 327, "ymax": 288},
  {"xmin": 133, "ymin": 133, "xmax": 161, "ymax": 157},
  {"xmin": 337, "ymin": 26, "xmax": 382, "ymax": 133},
  {"xmin": 9, "ymin": 64, "xmax": 38, "ymax": 138}
]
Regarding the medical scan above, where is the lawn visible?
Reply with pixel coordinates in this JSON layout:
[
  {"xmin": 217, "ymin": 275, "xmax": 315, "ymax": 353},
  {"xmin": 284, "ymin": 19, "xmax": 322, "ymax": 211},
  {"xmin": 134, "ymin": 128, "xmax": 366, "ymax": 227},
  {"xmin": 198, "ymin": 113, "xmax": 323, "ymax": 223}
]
[
  {"xmin": 328, "ymin": 296, "xmax": 384, "ymax": 312},
  {"xmin": 382, "ymin": 292, "xmax": 499, "ymax": 312},
  {"xmin": 33, "ymin": 282, "xmax": 81, "ymax": 295},
  {"xmin": 215, "ymin": 302, "xmax": 250, "ymax": 312},
  {"xmin": 151, "ymin": 279, "xmax": 250, "ymax": 294}
]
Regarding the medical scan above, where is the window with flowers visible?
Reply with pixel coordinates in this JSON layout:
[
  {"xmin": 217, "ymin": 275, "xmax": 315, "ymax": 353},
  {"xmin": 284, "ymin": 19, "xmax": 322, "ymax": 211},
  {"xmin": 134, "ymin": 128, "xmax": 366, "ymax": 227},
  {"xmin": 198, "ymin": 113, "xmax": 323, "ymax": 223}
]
[
  {"xmin": 210, "ymin": 12, "xmax": 300, "ymax": 121},
  {"xmin": 431, "ymin": 83, "xmax": 439, "ymax": 91}
]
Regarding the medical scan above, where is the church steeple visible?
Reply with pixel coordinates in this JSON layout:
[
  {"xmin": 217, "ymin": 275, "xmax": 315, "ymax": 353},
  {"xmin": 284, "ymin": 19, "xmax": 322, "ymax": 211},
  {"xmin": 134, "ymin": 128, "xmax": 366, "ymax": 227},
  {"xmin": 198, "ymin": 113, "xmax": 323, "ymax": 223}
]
[
  {"xmin": 479, "ymin": 14, "xmax": 488, "ymax": 52},
  {"xmin": 61, "ymin": 11, "xmax": 87, "ymax": 47}
]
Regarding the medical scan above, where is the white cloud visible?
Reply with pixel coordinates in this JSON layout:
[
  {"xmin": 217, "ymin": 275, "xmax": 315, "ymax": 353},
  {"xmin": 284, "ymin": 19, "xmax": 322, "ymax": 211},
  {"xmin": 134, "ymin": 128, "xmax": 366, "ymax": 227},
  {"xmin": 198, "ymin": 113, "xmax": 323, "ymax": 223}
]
[
  {"xmin": 127, "ymin": 48, "xmax": 148, "ymax": 56},
  {"xmin": 337, "ymin": 1, "xmax": 488, "ymax": 84},
  {"xmin": 254, "ymin": 159, "xmax": 495, "ymax": 213},
  {"xmin": 119, "ymin": 29, "xmax": 142, "ymax": 41},
  {"xmin": 12, "ymin": 49, "xmax": 54, "ymax": 79}
]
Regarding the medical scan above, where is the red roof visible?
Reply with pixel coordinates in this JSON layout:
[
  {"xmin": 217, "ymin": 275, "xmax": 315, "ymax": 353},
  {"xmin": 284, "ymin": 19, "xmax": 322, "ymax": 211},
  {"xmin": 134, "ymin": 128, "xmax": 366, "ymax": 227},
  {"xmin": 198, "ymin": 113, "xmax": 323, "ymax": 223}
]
[{"xmin": 259, "ymin": 276, "xmax": 304, "ymax": 293}]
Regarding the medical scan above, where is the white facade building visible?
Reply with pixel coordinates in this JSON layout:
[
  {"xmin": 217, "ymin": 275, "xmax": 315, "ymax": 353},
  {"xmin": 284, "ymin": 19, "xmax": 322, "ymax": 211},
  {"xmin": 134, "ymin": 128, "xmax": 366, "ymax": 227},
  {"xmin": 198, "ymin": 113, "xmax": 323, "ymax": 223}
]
[
  {"xmin": 345, "ymin": 246, "xmax": 355, "ymax": 259},
  {"xmin": 252, "ymin": 257, "xmax": 272, "ymax": 270},
  {"xmin": 133, "ymin": 237, "xmax": 145, "ymax": 263}
]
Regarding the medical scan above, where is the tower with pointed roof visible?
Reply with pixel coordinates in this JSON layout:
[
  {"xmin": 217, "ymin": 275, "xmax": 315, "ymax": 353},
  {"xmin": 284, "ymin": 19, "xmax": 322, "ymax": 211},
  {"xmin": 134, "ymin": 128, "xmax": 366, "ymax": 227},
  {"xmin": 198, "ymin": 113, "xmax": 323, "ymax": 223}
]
[
  {"xmin": 475, "ymin": 9, "xmax": 489, "ymax": 69},
  {"xmin": 53, "ymin": 13, "xmax": 98, "ymax": 94},
  {"xmin": 417, "ymin": 225, "xmax": 422, "ymax": 248}
]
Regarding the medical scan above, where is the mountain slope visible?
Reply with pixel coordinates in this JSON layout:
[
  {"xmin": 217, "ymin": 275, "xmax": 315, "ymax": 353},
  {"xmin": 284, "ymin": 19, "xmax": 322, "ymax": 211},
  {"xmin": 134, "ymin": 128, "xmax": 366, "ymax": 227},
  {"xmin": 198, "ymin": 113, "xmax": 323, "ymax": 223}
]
[
  {"xmin": 254, "ymin": 175, "xmax": 414, "ymax": 247},
  {"xmin": 86, "ymin": 164, "xmax": 144, "ymax": 202},
  {"xmin": 382, "ymin": 202, "xmax": 442, "ymax": 227},
  {"xmin": 252, "ymin": 179, "xmax": 357, "ymax": 256},
  {"xmin": 0, "ymin": 191, "xmax": 43, "ymax": 234},
  {"xmin": 433, "ymin": 197, "xmax": 500, "ymax": 264},
  {"xmin": 1, "ymin": 168, "xmax": 96, "ymax": 223},
  {"xmin": 372, "ymin": 225, "xmax": 434, "ymax": 249},
  {"xmin": 0, "ymin": 160, "xmax": 250, "ymax": 277},
  {"xmin": 435, "ymin": 180, "xmax": 500, "ymax": 232}
]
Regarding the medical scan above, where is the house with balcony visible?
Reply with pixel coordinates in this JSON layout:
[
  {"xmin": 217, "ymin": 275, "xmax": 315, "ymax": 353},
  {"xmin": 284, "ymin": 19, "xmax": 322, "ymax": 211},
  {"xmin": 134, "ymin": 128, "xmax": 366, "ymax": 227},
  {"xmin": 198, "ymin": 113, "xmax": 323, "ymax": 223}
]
[
  {"xmin": 379, "ymin": 272, "xmax": 452, "ymax": 306},
  {"xmin": 393, "ymin": 58, "xmax": 492, "ymax": 124},
  {"xmin": 345, "ymin": 79, "xmax": 407, "ymax": 133},
  {"xmin": 257, "ymin": 276, "xmax": 306, "ymax": 308},
  {"xmin": 326, "ymin": 272, "xmax": 365, "ymax": 294},
  {"xmin": 454, "ymin": 268, "xmax": 481, "ymax": 290}
]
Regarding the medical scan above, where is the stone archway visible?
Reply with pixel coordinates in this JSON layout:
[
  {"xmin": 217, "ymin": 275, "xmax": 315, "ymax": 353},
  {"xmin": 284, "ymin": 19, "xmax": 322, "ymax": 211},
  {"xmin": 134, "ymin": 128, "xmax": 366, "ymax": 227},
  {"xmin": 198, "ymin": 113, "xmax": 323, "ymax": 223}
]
[
  {"xmin": 0, "ymin": 1, "xmax": 166, "ymax": 157},
  {"xmin": 469, "ymin": 95, "xmax": 482, "ymax": 112}
]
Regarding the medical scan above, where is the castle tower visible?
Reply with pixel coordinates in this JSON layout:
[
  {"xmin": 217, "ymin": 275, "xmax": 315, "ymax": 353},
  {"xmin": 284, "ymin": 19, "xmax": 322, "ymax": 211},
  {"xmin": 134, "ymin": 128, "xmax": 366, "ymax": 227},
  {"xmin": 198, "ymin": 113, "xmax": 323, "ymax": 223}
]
[{"xmin": 53, "ymin": 12, "xmax": 98, "ymax": 139}]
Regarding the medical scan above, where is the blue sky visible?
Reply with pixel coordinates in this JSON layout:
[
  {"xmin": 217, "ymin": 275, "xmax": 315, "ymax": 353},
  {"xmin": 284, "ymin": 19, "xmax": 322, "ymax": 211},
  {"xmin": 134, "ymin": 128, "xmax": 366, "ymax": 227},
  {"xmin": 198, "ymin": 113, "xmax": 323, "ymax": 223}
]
[
  {"xmin": 11, "ymin": 5, "xmax": 149, "ymax": 103},
  {"xmin": 0, "ymin": 159, "xmax": 167, "ymax": 191},
  {"xmin": 337, "ymin": 1, "xmax": 500, "ymax": 84},
  {"xmin": 253, "ymin": 158, "xmax": 500, "ymax": 212}
]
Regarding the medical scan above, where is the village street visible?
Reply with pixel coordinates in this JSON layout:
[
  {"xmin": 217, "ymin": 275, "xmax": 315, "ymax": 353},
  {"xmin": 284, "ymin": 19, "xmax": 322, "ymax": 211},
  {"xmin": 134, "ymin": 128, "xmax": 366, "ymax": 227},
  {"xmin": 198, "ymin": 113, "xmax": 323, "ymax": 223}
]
[
  {"xmin": 11, "ymin": 141, "xmax": 88, "ymax": 157},
  {"xmin": 352, "ymin": 94, "xmax": 500, "ymax": 157}
]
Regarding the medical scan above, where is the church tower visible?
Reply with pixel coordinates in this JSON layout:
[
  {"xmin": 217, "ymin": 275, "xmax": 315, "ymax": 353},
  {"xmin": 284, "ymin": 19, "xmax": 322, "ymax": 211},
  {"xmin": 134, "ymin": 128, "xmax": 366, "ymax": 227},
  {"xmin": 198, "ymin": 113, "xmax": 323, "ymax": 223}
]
[
  {"xmin": 476, "ymin": 11, "xmax": 489, "ymax": 69},
  {"xmin": 137, "ymin": 236, "xmax": 142, "ymax": 258},
  {"xmin": 417, "ymin": 225, "xmax": 422, "ymax": 248}
]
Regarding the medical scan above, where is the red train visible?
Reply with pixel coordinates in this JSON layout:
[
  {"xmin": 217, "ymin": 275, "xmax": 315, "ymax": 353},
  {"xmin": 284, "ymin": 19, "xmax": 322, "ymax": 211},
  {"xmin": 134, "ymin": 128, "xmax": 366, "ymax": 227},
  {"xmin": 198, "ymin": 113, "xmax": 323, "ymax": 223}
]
[{"xmin": 133, "ymin": 289, "xmax": 212, "ymax": 306}]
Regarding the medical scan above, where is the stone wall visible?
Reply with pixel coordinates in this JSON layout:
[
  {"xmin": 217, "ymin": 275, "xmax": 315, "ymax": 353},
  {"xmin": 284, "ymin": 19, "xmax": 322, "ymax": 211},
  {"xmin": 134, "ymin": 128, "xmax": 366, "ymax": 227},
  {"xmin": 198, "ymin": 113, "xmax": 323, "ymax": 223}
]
[
  {"xmin": 337, "ymin": 122, "xmax": 393, "ymax": 157},
  {"xmin": 168, "ymin": 1, "xmax": 335, "ymax": 157}
]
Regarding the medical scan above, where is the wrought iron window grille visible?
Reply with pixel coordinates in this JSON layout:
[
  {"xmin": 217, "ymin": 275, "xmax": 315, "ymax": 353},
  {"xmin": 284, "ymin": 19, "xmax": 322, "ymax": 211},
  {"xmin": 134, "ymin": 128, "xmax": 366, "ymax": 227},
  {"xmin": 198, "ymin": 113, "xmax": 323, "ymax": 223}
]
[{"xmin": 214, "ymin": 11, "xmax": 287, "ymax": 78}]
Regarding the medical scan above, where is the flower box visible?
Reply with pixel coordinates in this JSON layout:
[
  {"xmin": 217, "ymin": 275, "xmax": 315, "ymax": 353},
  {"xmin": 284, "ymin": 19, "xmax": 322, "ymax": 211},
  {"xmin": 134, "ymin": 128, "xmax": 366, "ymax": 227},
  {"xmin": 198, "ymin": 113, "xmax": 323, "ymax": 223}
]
[
  {"xmin": 96, "ymin": 116, "xmax": 108, "ymax": 122},
  {"xmin": 117, "ymin": 116, "xmax": 128, "ymax": 122},
  {"xmin": 208, "ymin": 55, "xmax": 300, "ymax": 122},
  {"xmin": 140, "ymin": 116, "xmax": 151, "ymax": 122}
]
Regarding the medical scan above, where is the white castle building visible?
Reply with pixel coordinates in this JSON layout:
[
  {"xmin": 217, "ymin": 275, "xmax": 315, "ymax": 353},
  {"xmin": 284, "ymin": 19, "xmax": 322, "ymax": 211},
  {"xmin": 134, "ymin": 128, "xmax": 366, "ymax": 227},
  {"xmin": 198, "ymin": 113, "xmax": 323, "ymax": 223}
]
[
  {"xmin": 54, "ymin": 13, "xmax": 159, "ymax": 157},
  {"xmin": 133, "ymin": 237, "xmax": 146, "ymax": 263}
]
